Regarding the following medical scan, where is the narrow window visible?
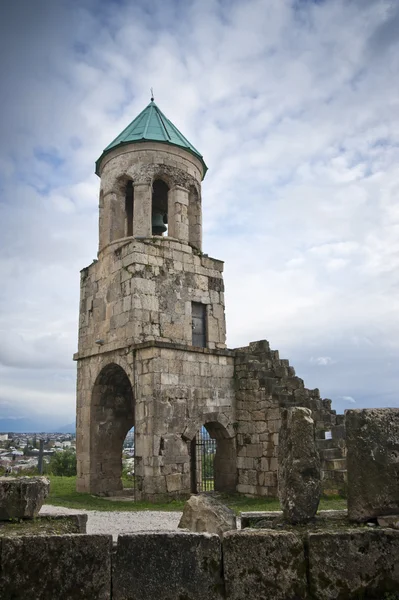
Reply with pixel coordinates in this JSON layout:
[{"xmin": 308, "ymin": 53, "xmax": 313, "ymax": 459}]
[
  {"xmin": 125, "ymin": 181, "xmax": 134, "ymax": 236},
  {"xmin": 192, "ymin": 302, "xmax": 207, "ymax": 347}
]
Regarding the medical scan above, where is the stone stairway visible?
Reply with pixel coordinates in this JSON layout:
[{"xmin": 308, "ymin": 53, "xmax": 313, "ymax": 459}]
[
  {"xmin": 316, "ymin": 415, "xmax": 347, "ymax": 496},
  {"xmin": 234, "ymin": 340, "xmax": 348, "ymax": 497}
]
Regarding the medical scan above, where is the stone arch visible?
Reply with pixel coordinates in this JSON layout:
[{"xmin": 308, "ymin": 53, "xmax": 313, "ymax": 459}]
[
  {"xmin": 183, "ymin": 412, "xmax": 235, "ymax": 441},
  {"xmin": 150, "ymin": 169, "xmax": 176, "ymax": 190},
  {"xmin": 186, "ymin": 413, "xmax": 237, "ymax": 493},
  {"xmin": 90, "ymin": 362, "xmax": 134, "ymax": 495}
]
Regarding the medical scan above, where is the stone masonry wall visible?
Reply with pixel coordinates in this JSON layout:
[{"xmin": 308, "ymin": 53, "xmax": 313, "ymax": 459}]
[
  {"xmin": 98, "ymin": 142, "xmax": 204, "ymax": 252},
  {"xmin": 77, "ymin": 237, "xmax": 226, "ymax": 356},
  {"xmin": 76, "ymin": 342, "xmax": 235, "ymax": 499},
  {"xmin": 3, "ymin": 529, "xmax": 399, "ymax": 599},
  {"xmin": 133, "ymin": 343, "xmax": 236, "ymax": 500},
  {"xmin": 234, "ymin": 340, "xmax": 345, "ymax": 497}
]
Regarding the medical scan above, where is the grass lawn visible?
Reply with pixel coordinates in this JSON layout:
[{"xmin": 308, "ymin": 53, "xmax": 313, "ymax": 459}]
[{"xmin": 46, "ymin": 476, "xmax": 347, "ymax": 514}]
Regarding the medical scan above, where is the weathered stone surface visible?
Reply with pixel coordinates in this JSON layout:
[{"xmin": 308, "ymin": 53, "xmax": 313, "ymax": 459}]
[
  {"xmin": 377, "ymin": 514, "xmax": 399, "ymax": 529},
  {"xmin": 0, "ymin": 534, "xmax": 112, "ymax": 599},
  {"xmin": 113, "ymin": 531, "xmax": 223, "ymax": 600},
  {"xmin": 308, "ymin": 529, "xmax": 399, "ymax": 599},
  {"xmin": 240, "ymin": 509, "xmax": 348, "ymax": 529},
  {"xmin": 278, "ymin": 407, "xmax": 321, "ymax": 523},
  {"xmin": 223, "ymin": 530, "xmax": 306, "ymax": 600},
  {"xmin": 346, "ymin": 408, "xmax": 399, "ymax": 522},
  {"xmin": 240, "ymin": 510, "xmax": 282, "ymax": 529},
  {"xmin": 0, "ymin": 476, "xmax": 50, "ymax": 520},
  {"xmin": 0, "ymin": 513, "xmax": 87, "ymax": 536},
  {"xmin": 178, "ymin": 494, "xmax": 236, "ymax": 537}
]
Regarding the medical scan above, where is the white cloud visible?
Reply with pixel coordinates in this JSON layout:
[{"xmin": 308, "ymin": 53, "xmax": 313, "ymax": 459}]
[
  {"xmin": 310, "ymin": 357, "xmax": 336, "ymax": 367},
  {"xmin": 1, "ymin": 0, "xmax": 399, "ymax": 422},
  {"xmin": 340, "ymin": 396, "xmax": 356, "ymax": 404}
]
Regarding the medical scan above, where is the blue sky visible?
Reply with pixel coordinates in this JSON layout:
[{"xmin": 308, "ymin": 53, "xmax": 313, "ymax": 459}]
[{"xmin": 0, "ymin": 0, "xmax": 399, "ymax": 427}]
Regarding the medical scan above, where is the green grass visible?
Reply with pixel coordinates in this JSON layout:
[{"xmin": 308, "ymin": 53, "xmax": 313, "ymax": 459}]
[
  {"xmin": 46, "ymin": 477, "xmax": 185, "ymax": 512},
  {"xmin": 46, "ymin": 476, "xmax": 347, "ymax": 514}
]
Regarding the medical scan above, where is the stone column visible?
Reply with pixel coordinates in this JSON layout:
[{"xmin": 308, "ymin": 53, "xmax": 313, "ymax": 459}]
[
  {"xmin": 133, "ymin": 183, "xmax": 152, "ymax": 237},
  {"xmin": 76, "ymin": 362, "xmax": 92, "ymax": 493},
  {"xmin": 168, "ymin": 186, "xmax": 189, "ymax": 243},
  {"xmin": 278, "ymin": 407, "xmax": 321, "ymax": 523},
  {"xmin": 188, "ymin": 188, "xmax": 202, "ymax": 251},
  {"xmin": 99, "ymin": 191, "xmax": 125, "ymax": 249}
]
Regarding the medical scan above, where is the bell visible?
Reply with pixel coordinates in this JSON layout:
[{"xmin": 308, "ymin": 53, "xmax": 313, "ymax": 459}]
[{"xmin": 152, "ymin": 212, "xmax": 167, "ymax": 235}]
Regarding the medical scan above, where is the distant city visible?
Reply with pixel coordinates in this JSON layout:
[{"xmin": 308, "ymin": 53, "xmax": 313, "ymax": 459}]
[{"xmin": 0, "ymin": 431, "xmax": 76, "ymax": 473}]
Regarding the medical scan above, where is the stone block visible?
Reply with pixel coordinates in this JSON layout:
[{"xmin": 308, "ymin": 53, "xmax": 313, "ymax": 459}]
[
  {"xmin": 346, "ymin": 408, "xmax": 399, "ymax": 521},
  {"xmin": 223, "ymin": 530, "xmax": 306, "ymax": 600},
  {"xmin": 308, "ymin": 529, "xmax": 399, "ymax": 599},
  {"xmin": 0, "ymin": 476, "xmax": 50, "ymax": 520},
  {"xmin": 377, "ymin": 514, "xmax": 399, "ymax": 529},
  {"xmin": 0, "ymin": 534, "xmax": 112, "ymax": 599},
  {"xmin": 278, "ymin": 407, "xmax": 321, "ymax": 523},
  {"xmin": 246, "ymin": 443, "xmax": 263, "ymax": 458},
  {"xmin": 178, "ymin": 494, "xmax": 236, "ymax": 537},
  {"xmin": 37, "ymin": 513, "xmax": 88, "ymax": 533},
  {"xmin": 165, "ymin": 473, "xmax": 183, "ymax": 492},
  {"xmin": 113, "ymin": 532, "xmax": 223, "ymax": 600},
  {"xmin": 240, "ymin": 510, "xmax": 282, "ymax": 528}
]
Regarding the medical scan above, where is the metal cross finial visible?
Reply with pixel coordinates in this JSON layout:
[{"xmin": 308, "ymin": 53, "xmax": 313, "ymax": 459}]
[{"xmin": 150, "ymin": 88, "xmax": 154, "ymax": 102}]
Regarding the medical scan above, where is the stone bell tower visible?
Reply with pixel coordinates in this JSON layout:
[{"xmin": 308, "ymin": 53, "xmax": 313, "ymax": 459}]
[{"xmin": 75, "ymin": 98, "xmax": 236, "ymax": 499}]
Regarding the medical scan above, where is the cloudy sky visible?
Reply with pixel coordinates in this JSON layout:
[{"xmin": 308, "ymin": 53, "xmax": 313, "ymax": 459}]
[{"xmin": 0, "ymin": 0, "xmax": 398, "ymax": 428}]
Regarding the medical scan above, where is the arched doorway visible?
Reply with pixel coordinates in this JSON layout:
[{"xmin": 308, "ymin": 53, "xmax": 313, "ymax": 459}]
[
  {"xmin": 191, "ymin": 421, "xmax": 236, "ymax": 493},
  {"xmin": 91, "ymin": 363, "xmax": 134, "ymax": 495}
]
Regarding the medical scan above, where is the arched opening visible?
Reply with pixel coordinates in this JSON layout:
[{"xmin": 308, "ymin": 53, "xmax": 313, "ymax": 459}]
[
  {"xmin": 91, "ymin": 363, "xmax": 135, "ymax": 495},
  {"xmin": 151, "ymin": 179, "xmax": 169, "ymax": 236},
  {"xmin": 190, "ymin": 421, "xmax": 236, "ymax": 493},
  {"xmin": 125, "ymin": 180, "xmax": 134, "ymax": 237}
]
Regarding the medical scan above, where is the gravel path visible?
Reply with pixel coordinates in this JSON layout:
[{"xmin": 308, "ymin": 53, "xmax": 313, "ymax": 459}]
[{"xmin": 40, "ymin": 505, "xmax": 182, "ymax": 540}]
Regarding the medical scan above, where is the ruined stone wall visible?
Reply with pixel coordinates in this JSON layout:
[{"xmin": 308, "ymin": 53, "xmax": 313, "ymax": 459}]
[
  {"xmin": 77, "ymin": 237, "xmax": 226, "ymax": 355},
  {"xmin": 234, "ymin": 340, "xmax": 346, "ymax": 497}
]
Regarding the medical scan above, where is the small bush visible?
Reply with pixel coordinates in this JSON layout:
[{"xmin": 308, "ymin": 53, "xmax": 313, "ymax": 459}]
[{"xmin": 45, "ymin": 450, "xmax": 77, "ymax": 477}]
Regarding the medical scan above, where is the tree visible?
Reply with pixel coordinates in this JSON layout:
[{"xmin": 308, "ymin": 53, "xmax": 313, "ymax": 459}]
[{"xmin": 47, "ymin": 450, "xmax": 77, "ymax": 477}]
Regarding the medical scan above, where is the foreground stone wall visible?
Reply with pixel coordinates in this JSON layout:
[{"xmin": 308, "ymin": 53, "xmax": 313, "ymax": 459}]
[{"xmin": 2, "ymin": 529, "xmax": 398, "ymax": 599}]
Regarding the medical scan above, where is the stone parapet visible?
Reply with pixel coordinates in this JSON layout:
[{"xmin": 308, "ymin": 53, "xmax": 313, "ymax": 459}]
[
  {"xmin": 3, "ymin": 526, "xmax": 399, "ymax": 598},
  {"xmin": 113, "ymin": 532, "xmax": 223, "ymax": 600},
  {"xmin": 1, "ymin": 534, "xmax": 112, "ymax": 599}
]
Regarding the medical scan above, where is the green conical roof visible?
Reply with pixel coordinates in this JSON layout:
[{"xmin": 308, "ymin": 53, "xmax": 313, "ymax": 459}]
[{"xmin": 96, "ymin": 100, "xmax": 207, "ymax": 178}]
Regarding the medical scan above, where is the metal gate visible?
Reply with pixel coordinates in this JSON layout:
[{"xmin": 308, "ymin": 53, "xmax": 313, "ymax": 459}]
[
  {"xmin": 191, "ymin": 427, "xmax": 216, "ymax": 493},
  {"xmin": 122, "ymin": 427, "xmax": 136, "ymax": 499}
]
